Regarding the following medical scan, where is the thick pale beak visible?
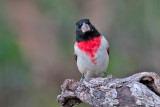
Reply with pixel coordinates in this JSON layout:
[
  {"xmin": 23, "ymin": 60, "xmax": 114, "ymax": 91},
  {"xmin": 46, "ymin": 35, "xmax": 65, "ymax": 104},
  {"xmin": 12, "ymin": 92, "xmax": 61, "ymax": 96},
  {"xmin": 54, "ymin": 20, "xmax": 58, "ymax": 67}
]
[{"xmin": 81, "ymin": 23, "xmax": 90, "ymax": 33}]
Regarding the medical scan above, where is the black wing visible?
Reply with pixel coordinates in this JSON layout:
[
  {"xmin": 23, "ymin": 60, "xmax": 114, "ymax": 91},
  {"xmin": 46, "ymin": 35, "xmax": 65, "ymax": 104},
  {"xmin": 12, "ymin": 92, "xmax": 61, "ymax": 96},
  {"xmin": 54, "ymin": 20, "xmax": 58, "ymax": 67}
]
[
  {"xmin": 74, "ymin": 53, "xmax": 77, "ymax": 62},
  {"xmin": 107, "ymin": 48, "xmax": 109, "ymax": 55}
]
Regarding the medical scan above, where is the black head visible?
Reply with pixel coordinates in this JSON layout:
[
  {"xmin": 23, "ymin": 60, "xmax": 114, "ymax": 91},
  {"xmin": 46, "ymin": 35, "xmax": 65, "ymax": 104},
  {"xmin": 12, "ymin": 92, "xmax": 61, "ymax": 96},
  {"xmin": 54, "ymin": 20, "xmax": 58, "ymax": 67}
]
[{"xmin": 76, "ymin": 19, "xmax": 100, "ymax": 42}]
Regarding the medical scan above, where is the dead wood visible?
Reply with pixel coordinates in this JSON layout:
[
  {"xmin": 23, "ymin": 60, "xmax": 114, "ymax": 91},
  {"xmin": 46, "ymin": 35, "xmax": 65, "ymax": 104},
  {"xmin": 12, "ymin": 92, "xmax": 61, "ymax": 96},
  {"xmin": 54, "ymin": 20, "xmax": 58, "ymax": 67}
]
[{"xmin": 57, "ymin": 72, "xmax": 160, "ymax": 107}]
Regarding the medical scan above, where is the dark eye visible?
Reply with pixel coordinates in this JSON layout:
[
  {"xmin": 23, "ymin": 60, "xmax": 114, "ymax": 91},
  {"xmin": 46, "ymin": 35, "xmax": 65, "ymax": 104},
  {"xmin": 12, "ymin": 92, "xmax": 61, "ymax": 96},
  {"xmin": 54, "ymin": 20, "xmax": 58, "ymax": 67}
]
[
  {"xmin": 88, "ymin": 22, "xmax": 90, "ymax": 25},
  {"xmin": 77, "ymin": 24, "xmax": 82, "ymax": 28}
]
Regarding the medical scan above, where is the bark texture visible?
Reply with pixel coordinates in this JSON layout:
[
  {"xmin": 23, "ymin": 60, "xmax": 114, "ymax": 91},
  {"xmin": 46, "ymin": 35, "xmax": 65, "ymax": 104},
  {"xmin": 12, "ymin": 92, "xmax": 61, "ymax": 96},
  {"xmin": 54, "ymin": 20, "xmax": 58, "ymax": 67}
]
[{"xmin": 57, "ymin": 72, "xmax": 160, "ymax": 107}]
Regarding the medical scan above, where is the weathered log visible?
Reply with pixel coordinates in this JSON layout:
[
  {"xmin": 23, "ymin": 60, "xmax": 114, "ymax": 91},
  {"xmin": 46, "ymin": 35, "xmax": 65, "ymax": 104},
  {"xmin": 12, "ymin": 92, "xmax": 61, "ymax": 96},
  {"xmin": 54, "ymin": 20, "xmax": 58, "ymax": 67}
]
[{"xmin": 57, "ymin": 72, "xmax": 160, "ymax": 107}]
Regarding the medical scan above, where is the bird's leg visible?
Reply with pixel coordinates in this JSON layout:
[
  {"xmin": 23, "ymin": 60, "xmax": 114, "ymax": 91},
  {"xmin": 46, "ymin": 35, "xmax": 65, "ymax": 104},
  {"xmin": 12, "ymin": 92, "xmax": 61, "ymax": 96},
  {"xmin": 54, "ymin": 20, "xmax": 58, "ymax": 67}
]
[
  {"xmin": 80, "ymin": 73, "xmax": 85, "ymax": 81},
  {"xmin": 80, "ymin": 73, "xmax": 90, "ymax": 81},
  {"xmin": 103, "ymin": 71, "xmax": 109, "ymax": 77},
  {"xmin": 103, "ymin": 71, "xmax": 109, "ymax": 75},
  {"xmin": 103, "ymin": 71, "xmax": 116, "ymax": 79}
]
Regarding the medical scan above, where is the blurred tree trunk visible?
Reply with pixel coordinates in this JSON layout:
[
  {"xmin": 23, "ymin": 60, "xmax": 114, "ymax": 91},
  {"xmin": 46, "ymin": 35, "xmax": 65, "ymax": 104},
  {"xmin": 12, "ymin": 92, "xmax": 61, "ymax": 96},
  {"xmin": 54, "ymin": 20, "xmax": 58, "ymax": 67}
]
[
  {"xmin": 3, "ymin": 0, "xmax": 72, "ymax": 88},
  {"xmin": 144, "ymin": 0, "xmax": 160, "ymax": 73},
  {"xmin": 82, "ymin": 0, "xmax": 116, "ymax": 37}
]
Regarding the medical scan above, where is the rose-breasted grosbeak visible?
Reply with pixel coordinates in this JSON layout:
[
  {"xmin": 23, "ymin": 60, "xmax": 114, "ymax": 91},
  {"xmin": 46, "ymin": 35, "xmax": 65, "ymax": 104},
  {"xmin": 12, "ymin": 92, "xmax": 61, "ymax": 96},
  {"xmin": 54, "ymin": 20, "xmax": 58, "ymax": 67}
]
[{"xmin": 74, "ymin": 19, "xmax": 109, "ymax": 81}]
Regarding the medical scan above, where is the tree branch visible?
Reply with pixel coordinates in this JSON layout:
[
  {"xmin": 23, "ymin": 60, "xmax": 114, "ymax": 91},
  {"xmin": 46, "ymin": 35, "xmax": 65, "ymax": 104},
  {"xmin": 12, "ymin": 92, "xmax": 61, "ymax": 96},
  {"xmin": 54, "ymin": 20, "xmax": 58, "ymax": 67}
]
[{"xmin": 57, "ymin": 72, "xmax": 160, "ymax": 107}]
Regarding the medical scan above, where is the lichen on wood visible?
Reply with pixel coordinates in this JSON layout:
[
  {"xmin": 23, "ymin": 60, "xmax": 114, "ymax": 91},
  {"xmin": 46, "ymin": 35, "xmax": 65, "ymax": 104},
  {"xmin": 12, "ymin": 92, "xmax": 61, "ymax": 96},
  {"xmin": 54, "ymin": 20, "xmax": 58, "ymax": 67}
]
[{"xmin": 57, "ymin": 72, "xmax": 160, "ymax": 107}]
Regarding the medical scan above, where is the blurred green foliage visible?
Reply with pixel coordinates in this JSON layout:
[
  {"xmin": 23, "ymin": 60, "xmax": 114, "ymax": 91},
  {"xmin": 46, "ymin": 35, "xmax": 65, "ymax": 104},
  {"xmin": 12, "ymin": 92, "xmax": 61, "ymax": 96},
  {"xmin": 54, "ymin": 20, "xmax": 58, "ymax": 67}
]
[
  {"xmin": 37, "ymin": 0, "xmax": 79, "ymax": 59},
  {"xmin": 0, "ymin": 3, "xmax": 30, "ymax": 107}
]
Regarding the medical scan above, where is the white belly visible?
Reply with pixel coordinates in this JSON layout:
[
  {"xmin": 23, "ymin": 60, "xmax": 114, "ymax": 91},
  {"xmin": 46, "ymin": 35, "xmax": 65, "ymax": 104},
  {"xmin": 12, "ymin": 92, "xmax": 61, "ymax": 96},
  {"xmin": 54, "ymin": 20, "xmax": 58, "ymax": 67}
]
[{"xmin": 74, "ymin": 36, "xmax": 109, "ymax": 78}]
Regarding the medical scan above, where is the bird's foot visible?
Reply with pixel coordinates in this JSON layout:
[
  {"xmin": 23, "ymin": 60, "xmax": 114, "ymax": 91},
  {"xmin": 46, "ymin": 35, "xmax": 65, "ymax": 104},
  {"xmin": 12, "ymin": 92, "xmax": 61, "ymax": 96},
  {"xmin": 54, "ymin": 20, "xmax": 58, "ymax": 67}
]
[
  {"xmin": 103, "ymin": 71, "xmax": 116, "ymax": 79},
  {"xmin": 80, "ymin": 73, "xmax": 85, "ymax": 81},
  {"xmin": 104, "ymin": 71, "xmax": 109, "ymax": 75},
  {"xmin": 80, "ymin": 74, "xmax": 90, "ymax": 82}
]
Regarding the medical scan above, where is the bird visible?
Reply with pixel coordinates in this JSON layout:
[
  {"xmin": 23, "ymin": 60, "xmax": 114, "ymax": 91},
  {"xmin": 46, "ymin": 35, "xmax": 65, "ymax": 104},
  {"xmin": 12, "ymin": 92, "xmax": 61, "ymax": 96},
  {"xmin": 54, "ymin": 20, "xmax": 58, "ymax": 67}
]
[{"xmin": 74, "ymin": 19, "xmax": 109, "ymax": 81}]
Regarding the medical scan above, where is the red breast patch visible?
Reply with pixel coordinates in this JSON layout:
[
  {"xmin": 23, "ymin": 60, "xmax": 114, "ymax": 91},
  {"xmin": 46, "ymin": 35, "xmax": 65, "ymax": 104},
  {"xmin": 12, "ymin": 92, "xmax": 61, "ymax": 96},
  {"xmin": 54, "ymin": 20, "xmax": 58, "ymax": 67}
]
[{"xmin": 76, "ymin": 36, "xmax": 101, "ymax": 65}]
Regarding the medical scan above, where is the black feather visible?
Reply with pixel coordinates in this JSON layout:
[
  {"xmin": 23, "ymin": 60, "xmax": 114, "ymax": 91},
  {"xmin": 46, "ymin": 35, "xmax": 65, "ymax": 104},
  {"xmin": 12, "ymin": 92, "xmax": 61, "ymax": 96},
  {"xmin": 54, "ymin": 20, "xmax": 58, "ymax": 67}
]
[{"xmin": 75, "ymin": 19, "xmax": 100, "ymax": 42}]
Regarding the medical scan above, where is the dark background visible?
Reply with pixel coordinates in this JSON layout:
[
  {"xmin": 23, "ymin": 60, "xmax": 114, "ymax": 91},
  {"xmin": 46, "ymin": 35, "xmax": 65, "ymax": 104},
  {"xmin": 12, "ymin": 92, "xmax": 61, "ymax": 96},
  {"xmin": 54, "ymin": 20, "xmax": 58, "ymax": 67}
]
[{"xmin": 0, "ymin": 0, "xmax": 160, "ymax": 107}]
